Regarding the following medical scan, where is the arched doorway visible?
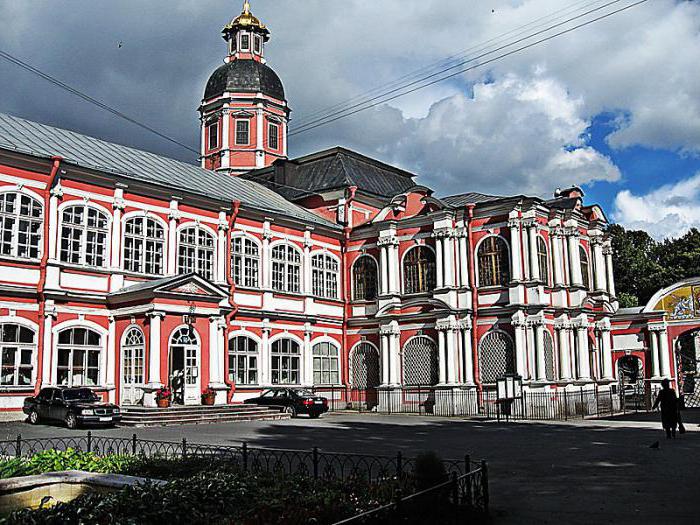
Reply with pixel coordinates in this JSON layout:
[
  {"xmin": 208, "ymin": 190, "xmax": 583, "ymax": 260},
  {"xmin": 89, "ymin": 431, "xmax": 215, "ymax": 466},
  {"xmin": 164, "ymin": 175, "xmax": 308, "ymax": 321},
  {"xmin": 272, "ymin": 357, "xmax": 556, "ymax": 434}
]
[
  {"xmin": 169, "ymin": 326, "xmax": 200, "ymax": 405},
  {"xmin": 121, "ymin": 326, "xmax": 145, "ymax": 405},
  {"xmin": 617, "ymin": 355, "xmax": 646, "ymax": 409},
  {"xmin": 350, "ymin": 342, "xmax": 380, "ymax": 408},
  {"xmin": 676, "ymin": 330, "xmax": 700, "ymax": 407}
]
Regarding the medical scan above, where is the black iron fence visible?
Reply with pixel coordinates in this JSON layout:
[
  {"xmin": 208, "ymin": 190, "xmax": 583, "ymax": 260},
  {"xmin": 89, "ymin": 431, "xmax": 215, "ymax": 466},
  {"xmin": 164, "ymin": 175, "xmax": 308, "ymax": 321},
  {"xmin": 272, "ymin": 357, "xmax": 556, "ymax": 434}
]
[
  {"xmin": 0, "ymin": 433, "xmax": 488, "ymax": 515},
  {"xmin": 312, "ymin": 383, "xmax": 662, "ymax": 421}
]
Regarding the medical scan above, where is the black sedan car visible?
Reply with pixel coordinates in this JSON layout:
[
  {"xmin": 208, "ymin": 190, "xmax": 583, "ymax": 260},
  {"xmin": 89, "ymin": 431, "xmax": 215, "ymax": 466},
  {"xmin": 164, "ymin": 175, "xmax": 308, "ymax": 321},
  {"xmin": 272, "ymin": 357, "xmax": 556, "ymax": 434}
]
[
  {"xmin": 245, "ymin": 388, "xmax": 329, "ymax": 418},
  {"xmin": 23, "ymin": 387, "xmax": 121, "ymax": 429}
]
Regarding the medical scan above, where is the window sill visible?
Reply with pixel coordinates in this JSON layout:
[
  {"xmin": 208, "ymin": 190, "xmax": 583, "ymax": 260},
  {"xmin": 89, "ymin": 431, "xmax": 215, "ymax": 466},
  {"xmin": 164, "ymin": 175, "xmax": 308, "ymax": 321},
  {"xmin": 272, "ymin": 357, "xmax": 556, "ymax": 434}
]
[
  {"xmin": 0, "ymin": 255, "xmax": 41, "ymax": 266},
  {"xmin": 0, "ymin": 386, "xmax": 35, "ymax": 393},
  {"xmin": 52, "ymin": 260, "xmax": 112, "ymax": 274}
]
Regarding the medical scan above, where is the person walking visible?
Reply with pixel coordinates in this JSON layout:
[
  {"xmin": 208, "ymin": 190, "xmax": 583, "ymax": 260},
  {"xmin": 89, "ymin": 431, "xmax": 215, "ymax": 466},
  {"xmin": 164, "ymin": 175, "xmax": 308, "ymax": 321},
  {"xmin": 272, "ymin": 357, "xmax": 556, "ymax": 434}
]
[{"xmin": 652, "ymin": 379, "xmax": 679, "ymax": 438}]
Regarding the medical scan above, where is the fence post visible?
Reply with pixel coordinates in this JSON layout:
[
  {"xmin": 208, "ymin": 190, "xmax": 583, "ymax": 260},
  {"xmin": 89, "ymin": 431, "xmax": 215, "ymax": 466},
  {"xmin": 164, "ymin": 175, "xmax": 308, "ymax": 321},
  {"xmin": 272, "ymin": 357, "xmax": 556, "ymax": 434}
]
[
  {"xmin": 564, "ymin": 390, "xmax": 568, "ymax": 421},
  {"xmin": 312, "ymin": 447, "xmax": 319, "ymax": 479},
  {"xmin": 182, "ymin": 438, "xmax": 187, "ymax": 458},
  {"xmin": 242, "ymin": 442, "xmax": 249, "ymax": 472},
  {"xmin": 87, "ymin": 431, "xmax": 92, "ymax": 453},
  {"xmin": 15, "ymin": 435, "xmax": 21, "ymax": 458},
  {"xmin": 464, "ymin": 454, "xmax": 472, "ymax": 506},
  {"xmin": 132, "ymin": 434, "xmax": 137, "ymax": 455},
  {"xmin": 523, "ymin": 391, "xmax": 528, "ymax": 420},
  {"xmin": 396, "ymin": 451, "xmax": 403, "ymax": 479},
  {"xmin": 481, "ymin": 460, "xmax": 490, "ymax": 513},
  {"xmin": 595, "ymin": 384, "xmax": 600, "ymax": 417},
  {"xmin": 451, "ymin": 471, "xmax": 459, "ymax": 513},
  {"xmin": 609, "ymin": 388, "xmax": 614, "ymax": 416}
]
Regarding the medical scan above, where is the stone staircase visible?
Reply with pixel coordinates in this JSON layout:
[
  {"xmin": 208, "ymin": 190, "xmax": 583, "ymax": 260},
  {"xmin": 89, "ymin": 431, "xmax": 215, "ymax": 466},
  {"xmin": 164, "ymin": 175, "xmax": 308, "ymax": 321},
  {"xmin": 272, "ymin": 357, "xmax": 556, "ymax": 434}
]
[{"xmin": 119, "ymin": 404, "xmax": 290, "ymax": 427}]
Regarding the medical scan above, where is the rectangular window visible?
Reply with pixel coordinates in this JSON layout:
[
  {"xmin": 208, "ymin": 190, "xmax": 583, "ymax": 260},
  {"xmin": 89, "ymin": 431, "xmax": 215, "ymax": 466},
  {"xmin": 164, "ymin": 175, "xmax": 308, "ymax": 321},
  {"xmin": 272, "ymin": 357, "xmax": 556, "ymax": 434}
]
[
  {"xmin": 268, "ymin": 123, "xmax": 279, "ymax": 150},
  {"xmin": 207, "ymin": 122, "xmax": 219, "ymax": 150},
  {"xmin": 240, "ymin": 34, "xmax": 250, "ymax": 51},
  {"xmin": 235, "ymin": 120, "xmax": 249, "ymax": 145},
  {"xmin": 254, "ymin": 35, "xmax": 261, "ymax": 54}
]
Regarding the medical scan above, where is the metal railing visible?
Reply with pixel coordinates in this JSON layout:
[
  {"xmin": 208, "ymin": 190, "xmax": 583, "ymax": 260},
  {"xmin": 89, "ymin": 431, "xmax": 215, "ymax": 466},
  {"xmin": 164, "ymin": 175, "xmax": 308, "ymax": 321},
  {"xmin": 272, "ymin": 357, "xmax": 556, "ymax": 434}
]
[{"xmin": 312, "ymin": 384, "xmax": 662, "ymax": 421}]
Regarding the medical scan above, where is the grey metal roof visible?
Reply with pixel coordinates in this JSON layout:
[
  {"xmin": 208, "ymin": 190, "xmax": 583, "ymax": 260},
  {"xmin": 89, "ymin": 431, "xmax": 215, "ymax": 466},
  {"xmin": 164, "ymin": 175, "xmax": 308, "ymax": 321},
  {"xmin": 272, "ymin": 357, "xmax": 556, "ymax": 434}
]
[
  {"xmin": 0, "ymin": 112, "xmax": 338, "ymax": 230},
  {"xmin": 108, "ymin": 274, "xmax": 185, "ymax": 296},
  {"xmin": 204, "ymin": 59, "xmax": 285, "ymax": 101},
  {"xmin": 441, "ymin": 192, "xmax": 505, "ymax": 207},
  {"xmin": 244, "ymin": 147, "xmax": 417, "ymax": 200}
]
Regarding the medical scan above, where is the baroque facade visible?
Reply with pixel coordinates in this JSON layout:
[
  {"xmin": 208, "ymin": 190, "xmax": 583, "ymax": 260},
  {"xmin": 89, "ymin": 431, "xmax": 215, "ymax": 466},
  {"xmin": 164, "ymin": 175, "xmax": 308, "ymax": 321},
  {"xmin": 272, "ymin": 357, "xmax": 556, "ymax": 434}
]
[{"xmin": 0, "ymin": 2, "xmax": 682, "ymax": 410}]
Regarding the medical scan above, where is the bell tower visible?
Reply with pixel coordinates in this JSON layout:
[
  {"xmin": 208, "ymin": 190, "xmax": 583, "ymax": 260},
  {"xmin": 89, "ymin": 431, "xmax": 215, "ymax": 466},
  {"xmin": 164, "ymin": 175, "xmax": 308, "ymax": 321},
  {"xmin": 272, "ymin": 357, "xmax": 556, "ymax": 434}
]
[{"xmin": 200, "ymin": 1, "xmax": 290, "ymax": 175}]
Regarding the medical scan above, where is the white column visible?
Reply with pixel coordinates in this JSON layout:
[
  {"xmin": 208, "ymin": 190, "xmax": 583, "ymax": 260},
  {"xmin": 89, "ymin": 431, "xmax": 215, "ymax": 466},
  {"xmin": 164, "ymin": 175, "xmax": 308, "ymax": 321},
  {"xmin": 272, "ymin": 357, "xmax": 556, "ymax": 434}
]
[
  {"xmin": 576, "ymin": 322, "xmax": 591, "ymax": 380},
  {"xmin": 379, "ymin": 244, "xmax": 388, "ymax": 296},
  {"xmin": 444, "ymin": 234, "xmax": 456, "ymax": 288},
  {"xmin": 551, "ymin": 230, "xmax": 564, "ymax": 286},
  {"xmin": 389, "ymin": 242, "xmax": 400, "ymax": 295},
  {"xmin": 255, "ymin": 106, "xmax": 265, "ymax": 168},
  {"xmin": 604, "ymin": 244, "xmax": 616, "ymax": 297},
  {"xmin": 41, "ymin": 308, "xmax": 56, "ymax": 385},
  {"xmin": 557, "ymin": 324, "xmax": 572, "ymax": 380},
  {"xmin": 221, "ymin": 108, "xmax": 231, "ymax": 169},
  {"xmin": 437, "ymin": 328, "xmax": 447, "ymax": 384},
  {"xmin": 303, "ymin": 324, "xmax": 313, "ymax": 386},
  {"xmin": 208, "ymin": 317, "xmax": 221, "ymax": 383},
  {"xmin": 512, "ymin": 312, "xmax": 527, "ymax": 378},
  {"xmin": 216, "ymin": 212, "xmax": 228, "ymax": 284},
  {"xmin": 446, "ymin": 326, "xmax": 457, "ymax": 384},
  {"xmin": 536, "ymin": 323, "xmax": 547, "ymax": 381},
  {"xmin": 528, "ymin": 223, "xmax": 540, "ymax": 282},
  {"xmin": 262, "ymin": 224, "xmax": 272, "ymax": 289},
  {"xmin": 659, "ymin": 329, "xmax": 671, "ymax": 378},
  {"xmin": 111, "ymin": 189, "xmax": 125, "ymax": 270},
  {"xmin": 459, "ymin": 230, "xmax": 469, "ymax": 288},
  {"xmin": 48, "ymin": 185, "xmax": 62, "ymax": 260},
  {"xmin": 380, "ymin": 333, "xmax": 390, "ymax": 385},
  {"xmin": 600, "ymin": 327, "xmax": 614, "ymax": 380},
  {"xmin": 592, "ymin": 238, "xmax": 607, "ymax": 292},
  {"xmin": 508, "ymin": 218, "xmax": 523, "ymax": 282},
  {"xmin": 106, "ymin": 317, "xmax": 116, "ymax": 399},
  {"xmin": 389, "ymin": 328, "xmax": 401, "ymax": 385},
  {"xmin": 435, "ymin": 234, "xmax": 444, "ymax": 289},
  {"xmin": 147, "ymin": 312, "xmax": 164, "ymax": 386},
  {"xmin": 167, "ymin": 201, "xmax": 179, "ymax": 275},
  {"xmin": 460, "ymin": 320, "xmax": 474, "ymax": 385},
  {"xmin": 649, "ymin": 330, "xmax": 660, "ymax": 378},
  {"xmin": 260, "ymin": 322, "xmax": 271, "ymax": 385},
  {"xmin": 303, "ymin": 232, "xmax": 312, "ymax": 295},
  {"xmin": 525, "ymin": 324, "xmax": 536, "ymax": 380},
  {"xmin": 568, "ymin": 230, "xmax": 583, "ymax": 286}
]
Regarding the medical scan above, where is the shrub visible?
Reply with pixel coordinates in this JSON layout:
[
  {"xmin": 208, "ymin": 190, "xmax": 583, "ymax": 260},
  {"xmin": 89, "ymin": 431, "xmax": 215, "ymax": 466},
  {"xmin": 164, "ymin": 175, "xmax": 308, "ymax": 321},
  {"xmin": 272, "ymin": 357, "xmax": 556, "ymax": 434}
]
[
  {"xmin": 0, "ymin": 449, "xmax": 137, "ymax": 479},
  {"xmin": 413, "ymin": 451, "xmax": 447, "ymax": 491}
]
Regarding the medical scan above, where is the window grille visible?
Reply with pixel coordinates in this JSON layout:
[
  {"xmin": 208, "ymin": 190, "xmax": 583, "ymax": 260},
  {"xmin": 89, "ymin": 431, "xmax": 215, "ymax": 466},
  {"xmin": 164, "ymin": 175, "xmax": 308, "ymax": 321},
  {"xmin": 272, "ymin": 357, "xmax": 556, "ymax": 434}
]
[
  {"xmin": 60, "ymin": 205, "xmax": 109, "ymax": 267},
  {"xmin": 271, "ymin": 338, "xmax": 300, "ymax": 385},
  {"xmin": 543, "ymin": 330, "xmax": 555, "ymax": 381},
  {"xmin": 0, "ymin": 193, "xmax": 42, "ymax": 259},
  {"xmin": 0, "ymin": 323, "xmax": 35, "ymax": 386},
  {"xmin": 228, "ymin": 335, "xmax": 258, "ymax": 385},
  {"xmin": 352, "ymin": 256, "xmax": 378, "ymax": 301},
  {"xmin": 313, "ymin": 341, "xmax": 340, "ymax": 385},
  {"xmin": 235, "ymin": 120, "xmax": 249, "ymax": 145},
  {"xmin": 231, "ymin": 236, "xmax": 260, "ymax": 288},
  {"xmin": 178, "ymin": 226, "xmax": 215, "ymax": 280},
  {"xmin": 403, "ymin": 246, "xmax": 436, "ymax": 295},
  {"xmin": 478, "ymin": 236, "xmax": 510, "ymax": 287},
  {"xmin": 537, "ymin": 237, "xmax": 549, "ymax": 284},
  {"xmin": 268, "ymin": 123, "xmax": 279, "ymax": 150},
  {"xmin": 402, "ymin": 336, "xmax": 438, "ymax": 386},
  {"xmin": 478, "ymin": 331, "xmax": 515, "ymax": 384},
  {"xmin": 57, "ymin": 328, "xmax": 101, "ymax": 387},
  {"xmin": 271, "ymin": 244, "xmax": 301, "ymax": 293},
  {"xmin": 579, "ymin": 246, "xmax": 591, "ymax": 290},
  {"xmin": 124, "ymin": 216, "xmax": 165, "ymax": 275},
  {"xmin": 351, "ymin": 343, "xmax": 380, "ymax": 388},
  {"xmin": 312, "ymin": 253, "xmax": 339, "ymax": 299}
]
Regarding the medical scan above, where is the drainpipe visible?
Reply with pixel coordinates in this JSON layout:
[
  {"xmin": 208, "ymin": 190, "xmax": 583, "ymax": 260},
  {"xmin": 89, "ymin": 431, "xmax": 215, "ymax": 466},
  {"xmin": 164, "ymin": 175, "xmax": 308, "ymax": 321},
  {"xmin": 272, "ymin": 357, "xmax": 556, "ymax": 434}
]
[
  {"xmin": 223, "ymin": 200, "xmax": 241, "ymax": 403},
  {"xmin": 36, "ymin": 156, "xmax": 62, "ymax": 392},
  {"xmin": 466, "ymin": 204, "xmax": 480, "ymax": 390},
  {"xmin": 341, "ymin": 187, "xmax": 356, "ymax": 392}
]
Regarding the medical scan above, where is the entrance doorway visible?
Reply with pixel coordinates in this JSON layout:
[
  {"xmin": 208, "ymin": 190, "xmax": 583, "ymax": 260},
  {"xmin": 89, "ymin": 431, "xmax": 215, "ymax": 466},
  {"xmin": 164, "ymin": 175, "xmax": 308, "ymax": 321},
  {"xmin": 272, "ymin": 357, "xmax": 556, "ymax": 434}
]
[
  {"xmin": 121, "ymin": 327, "xmax": 145, "ymax": 405},
  {"xmin": 169, "ymin": 326, "xmax": 200, "ymax": 405},
  {"xmin": 617, "ymin": 355, "xmax": 648, "ymax": 409},
  {"xmin": 676, "ymin": 331, "xmax": 700, "ymax": 407}
]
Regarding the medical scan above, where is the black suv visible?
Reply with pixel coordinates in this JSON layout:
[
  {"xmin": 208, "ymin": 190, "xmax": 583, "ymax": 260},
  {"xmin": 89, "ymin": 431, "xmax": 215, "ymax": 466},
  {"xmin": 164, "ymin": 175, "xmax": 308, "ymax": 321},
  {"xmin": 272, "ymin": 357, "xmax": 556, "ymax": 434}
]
[{"xmin": 23, "ymin": 387, "xmax": 121, "ymax": 429}]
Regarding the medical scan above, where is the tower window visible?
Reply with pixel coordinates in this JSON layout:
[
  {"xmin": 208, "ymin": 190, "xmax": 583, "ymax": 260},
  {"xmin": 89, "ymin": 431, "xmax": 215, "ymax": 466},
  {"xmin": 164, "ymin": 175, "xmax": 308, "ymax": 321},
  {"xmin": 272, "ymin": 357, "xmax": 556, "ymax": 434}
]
[
  {"xmin": 254, "ymin": 35, "xmax": 261, "ymax": 54},
  {"xmin": 235, "ymin": 120, "xmax": 250, "ymax": 145},
  {"xmin": 207, "ymin": 122, "xmax": 219, "ymax": 150},
  {"xmin": 240, "ymin": 34, "xmax": 250, "ymax": 51},
  {"xmin": 268, "ymin": 123, "xmax": 279, "ymax": 150}
]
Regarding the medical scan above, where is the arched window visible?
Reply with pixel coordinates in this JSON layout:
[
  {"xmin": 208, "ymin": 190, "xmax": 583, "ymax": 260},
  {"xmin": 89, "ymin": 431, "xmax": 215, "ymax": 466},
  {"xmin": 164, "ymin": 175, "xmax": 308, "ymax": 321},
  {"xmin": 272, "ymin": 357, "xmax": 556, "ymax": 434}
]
[
  {"xmin": 312, "ymin": 253, "xmax": 339, "ymax": 299},
  {"xmin": 228, "ymin": 335, "xmax": 258, "ymax": 385},
  {"xmin": 271, "ymin": 338, "xmax": 300, "ymax": 385},
  {"xmin": 350, "ymin": 343, "xmax": 380, "ymax": 389},
  {"xmin": 231, "ymin": 236, "xmax": 259, "ymax": 288},
  {"xmin": 313, "ymin": 341, "xmax": 340, "ymax": 385},
  {"xmin": 178, "ymin": 226, "xmax": 215, "ymax": 280},
  {"xmin": 271, "ymin": 244, "xmax": 301, "ymax": 293},
  {"xmin": 403, "ymin": 246, "xmax": 436, "ymax": 295},
  {"xmin": 543, "ymin": 330, "xmax": 555, "ymax": 381},
  {"xmin": 60, "ymin": 205, "xmax": 109, "ymax": 267},
  {"xmin": 352, "ymin": 256, "xmax": 378, "ymax": 301},
  {"xmin": 478, "ymin": 236, "xmax": 510, "ymax": 287},
  {"xmin": 121, "ymin": 327, "xmax": 145, "ymax": 404},
  {"xmin": 537, "ymin": 237, "xmax": 549, "ymax": 284},
  {"xmin": 0, "ymin": 323, "xmax": 36, "ymax": 386},
  {"xmin": 57, "ymin": 327, "xmax": 102, "ymax": 386},
  {"xmin": 124, "ymin": 216, "xmax": 165, "ymax": 275},
  {"xmin": 0, "ymin": 192, "xmax": 42, "ymax": 259},
  {"xmin": 402, "ymin": 336, "xmax": 438, "ymax": 386},
  {"xmin": 580, "ymin": 246, "xmax": 590, "ymax": 290},
  {"xmin": 478, "ymin": 331, "xmax": 515, "ymax": 384}
]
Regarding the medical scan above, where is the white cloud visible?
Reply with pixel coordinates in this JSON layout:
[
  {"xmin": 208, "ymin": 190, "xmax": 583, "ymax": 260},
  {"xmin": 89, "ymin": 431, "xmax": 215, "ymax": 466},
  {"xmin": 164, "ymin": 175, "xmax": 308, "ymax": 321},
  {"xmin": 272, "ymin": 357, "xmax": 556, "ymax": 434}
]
[{"xmin": 613, "ymin": 173, "xmax": 700, "ymax": 239}]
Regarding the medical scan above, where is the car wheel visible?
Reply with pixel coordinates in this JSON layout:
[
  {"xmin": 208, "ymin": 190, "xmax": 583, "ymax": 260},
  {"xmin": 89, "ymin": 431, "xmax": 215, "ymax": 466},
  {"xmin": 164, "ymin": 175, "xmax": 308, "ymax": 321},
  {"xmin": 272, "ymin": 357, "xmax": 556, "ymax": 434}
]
[
  {"xmin": 284, "ymin": 406, "xmax": 296, "ymax": 418},
  {"xmin": 28, "ymin": 409, "xmax": 40, "ymax": 425},
  {"xmin": 65, "ymin": 413, "xmax": 79, "ymax": 430}
]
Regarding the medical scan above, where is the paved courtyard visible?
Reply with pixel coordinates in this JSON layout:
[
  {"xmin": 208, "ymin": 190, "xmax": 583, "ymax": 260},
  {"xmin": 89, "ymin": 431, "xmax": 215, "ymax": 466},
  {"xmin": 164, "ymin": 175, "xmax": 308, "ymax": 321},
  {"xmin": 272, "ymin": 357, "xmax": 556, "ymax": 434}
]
[{"xmin": 1, "ymin": 411, "xmax": 697, "ymax": 524}]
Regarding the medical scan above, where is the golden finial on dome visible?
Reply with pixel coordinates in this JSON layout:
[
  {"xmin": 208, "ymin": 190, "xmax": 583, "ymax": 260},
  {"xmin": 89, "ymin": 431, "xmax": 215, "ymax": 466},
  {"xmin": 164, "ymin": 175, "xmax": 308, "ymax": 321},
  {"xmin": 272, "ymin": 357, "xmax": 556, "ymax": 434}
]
[
  {"xmin": 243, "ymin": 0, "xmax": 251, "ymax": 14},
  {"xmin": 225, "ymin": 0, "xmax": 267, "ymax": 32}
]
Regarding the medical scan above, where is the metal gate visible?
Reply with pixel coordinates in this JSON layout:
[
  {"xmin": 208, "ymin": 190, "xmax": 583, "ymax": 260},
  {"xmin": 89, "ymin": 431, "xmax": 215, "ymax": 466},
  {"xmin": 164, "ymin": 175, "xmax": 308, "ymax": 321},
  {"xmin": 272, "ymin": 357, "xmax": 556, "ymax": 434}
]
[
  {"xmin": 676, "ymin": 332, "xmax": 700, "ymax": 407},
  {"xmin": 350, "ymin": 343, "xmax": 380, "ymax": 408}
]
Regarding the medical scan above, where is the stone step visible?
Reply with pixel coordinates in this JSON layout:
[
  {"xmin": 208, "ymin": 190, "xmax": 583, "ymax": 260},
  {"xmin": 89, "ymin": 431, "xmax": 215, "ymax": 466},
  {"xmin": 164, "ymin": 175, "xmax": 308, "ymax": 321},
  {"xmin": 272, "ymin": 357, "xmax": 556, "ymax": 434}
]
[
  {"xmin": 119, "ymin": 404, "xmax": 289, "ymax": 427},
  {"xmin": 121, "ymin": 405, "xmax": 273, "ymax": 416},
  {"xmin": 119, "ymin": 412, "xmax": 288, "ymax": 427}
]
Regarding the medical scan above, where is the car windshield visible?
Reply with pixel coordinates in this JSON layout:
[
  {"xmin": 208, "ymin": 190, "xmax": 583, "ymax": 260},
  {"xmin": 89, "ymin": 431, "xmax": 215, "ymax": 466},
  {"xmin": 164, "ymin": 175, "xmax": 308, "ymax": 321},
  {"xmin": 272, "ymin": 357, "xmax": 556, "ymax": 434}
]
[
  {"xmin": 63, "ymin": 389, "xmax": 99, "ymax": 401},
  {"xmin": 293, "ymin": 389, "xmax": 314, "ymax": 397}
]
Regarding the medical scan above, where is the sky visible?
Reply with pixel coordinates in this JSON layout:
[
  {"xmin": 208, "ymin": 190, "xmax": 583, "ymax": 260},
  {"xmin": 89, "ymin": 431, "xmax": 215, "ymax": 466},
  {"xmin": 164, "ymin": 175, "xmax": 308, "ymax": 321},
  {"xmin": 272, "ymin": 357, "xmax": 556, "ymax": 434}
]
[{"xmin": 0, "ymin": 0, "xmax": 698, "ymax": 240}]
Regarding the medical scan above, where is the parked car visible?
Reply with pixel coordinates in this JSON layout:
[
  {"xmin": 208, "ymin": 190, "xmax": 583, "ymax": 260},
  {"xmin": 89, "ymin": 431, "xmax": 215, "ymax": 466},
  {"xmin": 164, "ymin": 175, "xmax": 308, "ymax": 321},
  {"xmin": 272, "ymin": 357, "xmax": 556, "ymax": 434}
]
[
  {"xmin": 245, "ymin": 388, "xmax": 329, "ymax": 418},
  {"xmin": 23, "ymin": 387, "xmax": 121, "ymax": 429}
]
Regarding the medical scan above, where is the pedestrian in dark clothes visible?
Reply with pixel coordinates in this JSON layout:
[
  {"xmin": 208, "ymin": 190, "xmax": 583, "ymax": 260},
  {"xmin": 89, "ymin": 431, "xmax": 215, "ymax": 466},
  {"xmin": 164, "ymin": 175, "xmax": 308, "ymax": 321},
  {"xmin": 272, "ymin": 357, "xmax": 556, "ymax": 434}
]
[{"xmin": 652, "ymin": 379, "xmax": 679, "ymax": 439}]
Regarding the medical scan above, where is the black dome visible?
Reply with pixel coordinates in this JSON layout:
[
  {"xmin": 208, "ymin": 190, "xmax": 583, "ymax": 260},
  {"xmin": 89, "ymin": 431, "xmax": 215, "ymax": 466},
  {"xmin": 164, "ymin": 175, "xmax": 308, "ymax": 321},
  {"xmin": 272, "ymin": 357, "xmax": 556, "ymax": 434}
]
[{"xmin": 204, "ymin": 59, "xmax": 285, "ymax": 101}]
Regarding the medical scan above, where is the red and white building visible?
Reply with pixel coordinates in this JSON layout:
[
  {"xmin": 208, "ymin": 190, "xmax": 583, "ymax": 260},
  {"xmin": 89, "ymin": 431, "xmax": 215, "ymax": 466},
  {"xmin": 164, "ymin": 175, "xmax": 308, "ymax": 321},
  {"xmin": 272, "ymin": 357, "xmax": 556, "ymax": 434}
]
[{"xmin": 0, "ymin": 2, "xmax": 693, "ymax": 411}]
